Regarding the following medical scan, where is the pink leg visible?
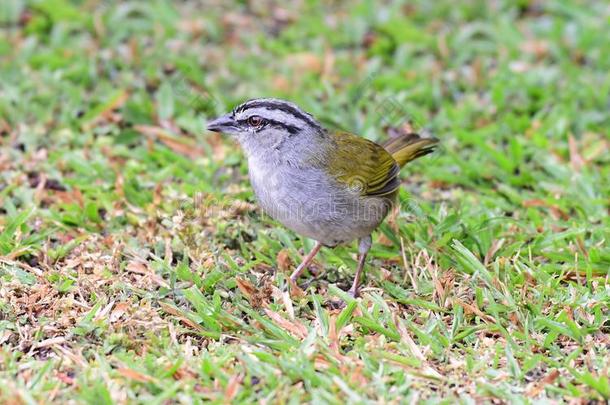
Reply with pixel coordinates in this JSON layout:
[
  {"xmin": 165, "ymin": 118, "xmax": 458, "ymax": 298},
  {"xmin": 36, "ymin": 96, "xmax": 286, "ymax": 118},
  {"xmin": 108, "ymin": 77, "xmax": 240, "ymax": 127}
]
[
  {"xmin": 348, "ymin": 254, "xmax": 367, "ymax": 297},
  {"xmin": 348, "ymin": 236, "xmax": 372, "ymax": 298},
  {"xmin": 290, "ymin": 241, "xmax": 323, "ymax": 282}
]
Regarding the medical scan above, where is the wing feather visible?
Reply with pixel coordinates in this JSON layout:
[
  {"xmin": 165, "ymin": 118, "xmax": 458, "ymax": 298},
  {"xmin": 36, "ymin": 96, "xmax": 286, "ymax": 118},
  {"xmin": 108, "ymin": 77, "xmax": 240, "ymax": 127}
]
[{"xmin": 326, "ymin": 132, "xmax": 400, "ymax": 197}]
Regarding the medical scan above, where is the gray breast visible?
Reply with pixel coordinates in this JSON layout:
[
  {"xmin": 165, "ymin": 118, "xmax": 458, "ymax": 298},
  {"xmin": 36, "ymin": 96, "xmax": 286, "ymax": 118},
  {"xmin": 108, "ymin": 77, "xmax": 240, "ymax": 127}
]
[{"xmin": 248, "ymin": 157, "xmax": 393, "ymax": 246}]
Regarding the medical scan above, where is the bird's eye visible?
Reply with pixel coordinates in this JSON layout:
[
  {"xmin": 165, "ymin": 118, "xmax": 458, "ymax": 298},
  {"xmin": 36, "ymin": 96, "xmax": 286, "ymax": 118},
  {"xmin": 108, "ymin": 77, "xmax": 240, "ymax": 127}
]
[{"xmin": 248, "ymin": 116, "xmax": 264, "ymax": 127}]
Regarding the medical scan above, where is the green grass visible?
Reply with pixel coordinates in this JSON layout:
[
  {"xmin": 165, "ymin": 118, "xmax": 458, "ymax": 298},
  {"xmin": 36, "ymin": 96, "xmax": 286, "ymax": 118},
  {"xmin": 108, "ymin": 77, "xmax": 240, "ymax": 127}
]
[{"xmin": 1, "ymin": 0, "xmax": 609, "ymax": 403}]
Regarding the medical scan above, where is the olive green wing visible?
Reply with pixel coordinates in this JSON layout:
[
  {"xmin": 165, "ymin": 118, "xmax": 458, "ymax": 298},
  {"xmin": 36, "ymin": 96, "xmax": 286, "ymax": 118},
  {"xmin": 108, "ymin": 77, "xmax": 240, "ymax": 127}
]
[{"xmin": 327, "ymin": 131, "xmax": 400, "ymax": 197}]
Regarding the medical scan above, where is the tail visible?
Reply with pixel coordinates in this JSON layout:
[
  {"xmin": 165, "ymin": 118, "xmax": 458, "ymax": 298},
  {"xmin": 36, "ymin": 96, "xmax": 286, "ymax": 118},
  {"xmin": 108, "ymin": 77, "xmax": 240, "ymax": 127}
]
[{"xmin": 383, "ymin": 133, "xmax": 439, "ymax": 168}]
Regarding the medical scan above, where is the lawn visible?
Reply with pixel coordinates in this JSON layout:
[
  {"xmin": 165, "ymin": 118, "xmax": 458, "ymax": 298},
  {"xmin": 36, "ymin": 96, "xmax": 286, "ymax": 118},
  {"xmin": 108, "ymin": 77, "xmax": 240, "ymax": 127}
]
[{"xmin": 0, "ymin": 0, "xmax": 609, "ymax": 403}]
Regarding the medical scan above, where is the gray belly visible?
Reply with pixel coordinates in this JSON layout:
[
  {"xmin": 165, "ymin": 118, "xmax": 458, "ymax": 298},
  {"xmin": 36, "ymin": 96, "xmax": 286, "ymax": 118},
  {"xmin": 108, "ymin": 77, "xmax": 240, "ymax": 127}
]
[{"xmin": 249, "ymin": 161, "xmax": 393, "ymax": 246}]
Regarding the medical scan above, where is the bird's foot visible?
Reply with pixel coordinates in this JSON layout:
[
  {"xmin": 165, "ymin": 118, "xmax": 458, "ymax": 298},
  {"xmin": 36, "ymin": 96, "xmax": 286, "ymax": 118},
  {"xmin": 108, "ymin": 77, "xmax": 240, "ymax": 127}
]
[
  {"xmin": 287, "ymin": 277, "xmax": 306, "ymax": 298},
  {"xmin": 326, "ymin": 298, "xmax": 346, "ymax": 310}
]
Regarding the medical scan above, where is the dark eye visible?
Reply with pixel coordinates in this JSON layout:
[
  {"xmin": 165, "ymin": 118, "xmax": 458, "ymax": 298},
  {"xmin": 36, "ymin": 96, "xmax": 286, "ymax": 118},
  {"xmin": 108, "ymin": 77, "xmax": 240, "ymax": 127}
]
[{"xmin": 248, "ymin": 116, "xmax": 264, "ymax": 127}]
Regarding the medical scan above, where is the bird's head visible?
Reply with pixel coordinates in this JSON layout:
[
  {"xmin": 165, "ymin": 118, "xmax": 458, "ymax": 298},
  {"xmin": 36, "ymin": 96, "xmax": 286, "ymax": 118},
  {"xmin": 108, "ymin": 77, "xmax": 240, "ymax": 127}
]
[{"xmin": 207, "ymin": 98, "xmax": 326, "ymax": 157}]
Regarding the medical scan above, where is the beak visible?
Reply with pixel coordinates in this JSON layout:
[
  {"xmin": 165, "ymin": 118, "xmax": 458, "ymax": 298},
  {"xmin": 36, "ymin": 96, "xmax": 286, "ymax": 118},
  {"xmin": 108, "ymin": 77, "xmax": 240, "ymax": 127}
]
[{"xmin": 207, "ymin": 114, "xmax": 236, "ymax": 133}]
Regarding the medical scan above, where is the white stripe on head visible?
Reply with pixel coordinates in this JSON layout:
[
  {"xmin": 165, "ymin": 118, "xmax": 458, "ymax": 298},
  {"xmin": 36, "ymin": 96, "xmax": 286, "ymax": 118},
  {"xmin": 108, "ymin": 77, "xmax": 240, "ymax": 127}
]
[{"xmin": 233, "ymin": 98, "xmax": 322, "ymax": 131}]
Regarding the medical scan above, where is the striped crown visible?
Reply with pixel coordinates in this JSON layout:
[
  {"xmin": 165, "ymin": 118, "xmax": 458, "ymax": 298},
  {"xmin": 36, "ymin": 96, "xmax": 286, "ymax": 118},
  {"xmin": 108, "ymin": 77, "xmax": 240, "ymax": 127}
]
[{"xmin": 232, "ymin": 98, "xmax": 323, "ymax": 135}]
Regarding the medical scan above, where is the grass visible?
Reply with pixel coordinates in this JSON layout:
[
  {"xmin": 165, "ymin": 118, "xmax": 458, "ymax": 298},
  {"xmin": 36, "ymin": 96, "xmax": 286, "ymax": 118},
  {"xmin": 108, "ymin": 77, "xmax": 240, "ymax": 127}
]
[{"xmin": 0, "ymin": 0, "xmax": 609, "ymax": 403}]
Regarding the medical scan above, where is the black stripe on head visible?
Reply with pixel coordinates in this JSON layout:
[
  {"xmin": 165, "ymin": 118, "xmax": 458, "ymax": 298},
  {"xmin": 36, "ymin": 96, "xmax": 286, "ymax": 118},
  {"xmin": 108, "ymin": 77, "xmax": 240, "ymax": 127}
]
[
  {"xmin": 236, "ymin": 118, "xmax": 301, "ymax": 135},
  {"xmin": 268, "ymin": 119, "xmax": 301, "ymax": 134},
  {"xmin": 234, "ymin": 99, "xmax": 322, "ymax": 132}
]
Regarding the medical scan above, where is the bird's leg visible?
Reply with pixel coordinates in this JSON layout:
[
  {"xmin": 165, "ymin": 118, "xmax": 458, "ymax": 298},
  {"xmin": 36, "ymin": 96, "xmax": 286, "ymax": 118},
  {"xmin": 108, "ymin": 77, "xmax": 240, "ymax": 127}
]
[
  {"xmin": 290, "ymin": 241, "xmax": 323, "ymax": 282},
  {"xmin": 348, "ymin": 235, "xmax": 372, "ymax": 298}
]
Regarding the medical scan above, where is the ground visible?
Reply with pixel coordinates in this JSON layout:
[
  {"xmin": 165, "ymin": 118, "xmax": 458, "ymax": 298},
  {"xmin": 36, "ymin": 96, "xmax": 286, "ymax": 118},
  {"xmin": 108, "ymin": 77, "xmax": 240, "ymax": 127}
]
[{"xmin": 0, "ymin": 0, "xmax": 609, "ymax": 403}]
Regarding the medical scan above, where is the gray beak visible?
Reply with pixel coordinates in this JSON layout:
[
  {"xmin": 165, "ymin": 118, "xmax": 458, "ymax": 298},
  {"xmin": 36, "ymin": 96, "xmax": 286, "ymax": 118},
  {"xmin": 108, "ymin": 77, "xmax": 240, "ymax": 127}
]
[{"xmin": 207, "ymin": 114, "xmax": 236, "ymax": 133}]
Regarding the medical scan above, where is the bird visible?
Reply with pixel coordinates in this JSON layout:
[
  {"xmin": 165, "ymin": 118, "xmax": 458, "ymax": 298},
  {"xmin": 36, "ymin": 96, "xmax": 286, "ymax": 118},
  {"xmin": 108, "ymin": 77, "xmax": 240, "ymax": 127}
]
[{"xmin": 207, "ymin": 98, "xmax": 438, "ymax": 297}]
